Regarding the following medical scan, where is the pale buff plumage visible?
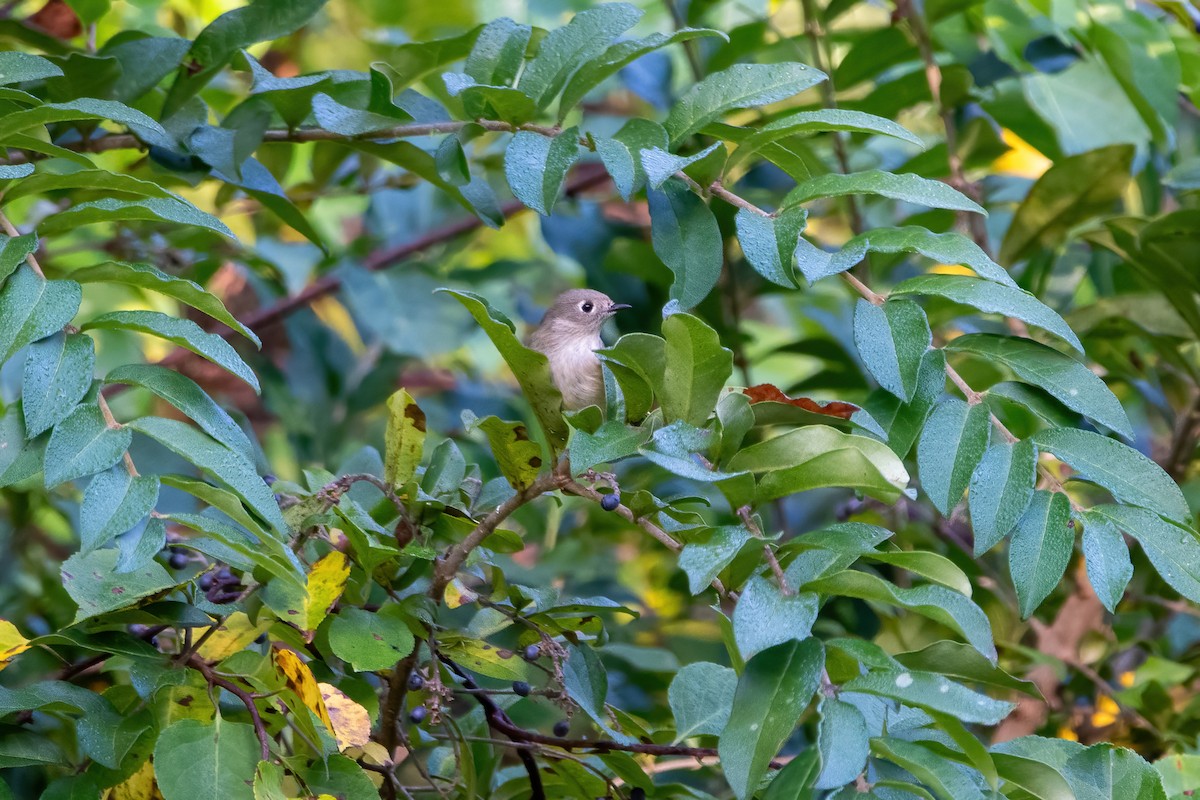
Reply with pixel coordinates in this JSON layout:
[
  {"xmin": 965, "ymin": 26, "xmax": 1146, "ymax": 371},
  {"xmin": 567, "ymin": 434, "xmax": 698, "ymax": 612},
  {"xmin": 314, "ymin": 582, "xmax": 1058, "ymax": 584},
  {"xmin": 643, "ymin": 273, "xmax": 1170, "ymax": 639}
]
[{"xmin": 526, "ymin": 289, "xmax": 630, "ymax": 410}]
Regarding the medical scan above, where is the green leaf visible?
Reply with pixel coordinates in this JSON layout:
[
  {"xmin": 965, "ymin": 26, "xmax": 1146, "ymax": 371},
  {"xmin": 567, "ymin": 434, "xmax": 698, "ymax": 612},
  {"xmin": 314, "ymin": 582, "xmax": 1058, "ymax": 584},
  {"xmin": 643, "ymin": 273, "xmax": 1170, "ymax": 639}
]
[
  {"xmin": 0, "ymin": 99, "xmax": 168, "ymax": 143},
  {"xmin": 847, "ymin": 669, "xmax": 1013, "ymax": 725},
  {"xmin": 918, "ymin": 398, "xmax": 991, "ymax": 515},
  {"xmin": 838, "ymin": 226, "xmax": 1016, "ymax": 287},
  {"xmin": 729, "ymin": 108, "xmax": 924, "ymax": 170},
  {"xmin": 1088, "ymin": 504, "xmax": 1200, "ymax": 604},
  {"xmin": 517, "ymin": 3, "xmax": 642, "ymax": 108},
  {"xmin": 854, "ymin": 299, "xmax": 931, "ymax": 401},
  {"xmin": 62, "ymin": 548, "xmax": 175, "ymax": 623},
  {"xmin": 895, "ymin": 274, "xmax": 1082, "ymax": 354},
  {"xmin": 1081, "ymin": 514, "xmax": 1133, "ymax": 613},
  {"xmin": 718, "ymin": 638, "xmax": 824, "ymax": 800},
  {"xmin": 0, "ymin": 267, "xmax": 81, "ymax": 362},
  {"xmin": 21, "ymin": 332, "xmax": 94, "ymax": 438},
  {"xmin": 328, "ymin": 606, "xmax": 415, "ymax": 672},
  {"xmin": 1009, "ymin": 490, "xmax": 1073, "ymax": 618},
  {"xmin": 169, "ymin": 512, "xmax": 303, "ymax": 590},
  {"xmin": 0, "ymin": 405, "xmax": 43, "ymax": 489},
  {"xmin": 894, "ymin": 641, "xmax": 1040, "ymax": 696},
  {"xmin": 559, "ymin": 28, "xmax": 727, "ymax": 116},
  {"xmin": 115, "ymin": 515, "xmax": 167, "ymax": 573},
  {"xmin": 80, "ymin": 466, "xmax": 159, "ymax": 552},
  {"xmin": 83, "ymin": 311, "xmax": 258, "ymax": 392},
  {"xmin": 803, "ymin": 571, "xmax": 997, "ymax": 662},
  {"xmin": 649, "ymin": 180, "xmax": 723, "ymax": 310},
  {"xmin": 785, "ymin": 171, "xmax": 985, "ymax": 215},
  {"xmin": 865, "ymin": 551, "xmax": 972, "ymax": 596},
  {"xmin": 0, "ymin": 234, "xmax": 37, "ymax": 285},
  {"xmin": 71, "ymin": 261, "xmax": 258, "ymax": 345},
  {"xmin": 570, "ymin": 419, "xmax": 649, "ymax": 475},
  {"xmin": 669, "ymin": 661, "xmax": 737, "ymax": 741},
  {"xmin": 295, "ymin": 755, "xmax": 378, "ymax": 800},
  {"xmin": 732, "ymin": 576, "xmax": 818, "ymax": 660},
  {"xmin": 470, "ymin": 414, "xmax": 544, "ymax": 490},
  {"xmin": 44, "ymin": 404, "xmax": 131, "ymax": 488},
  {"xmin": 762, "ymin": 749, "xmax": 820, "ymax": 800},
  {"xmin": 312, "ymin": 94, "xmax": 405, "ymax": 137},
  {"xmin": 164, "ymin": 0, "xmax": 329, "ymax": 116},
  {"xmin": 869, "ymin": 348, "xmax": 946, "ymax": 459},
  {"xmin": 384, "ymin": 388, "xmax": 425, "ymax": 487},
  {"xmin": 1031, "ymin": 427, "xmax": 1189, "ymax": 525},
  {"xmin": 444, "ymin": 74, "xmax": 538, "ymax": 124},
  {"xmin": 438, "ymin": 289, "xmax": 567, "ymax": 452},
  {"xmin": 465, "ymin": 17, "xmax": 531, "ymax": 87},
  {"xmin": 640, "ymin": 420, "xmax": 739, "ymax": 482},
  {"xmin": 153, "ymin": 718, "xmax": 259, "ymax": 800},
  {"xmin": 39, "ymin": 197, "xmax": 234, "ymax": 239},
  {"xmin": 661, "ymin": 312, "xmax": 732, "ymax": 428},
  {"xmin": 503, "ymin": 128, "xmax": 580, "ymax": 215},
  {"xmin": 128, "ymin": 416, "xmax": 287, "ymax": 533},
  {"xmin": 2, "ymin": 169, "xmax": 176, "ymax": 205},
  {"xmin": 0, "ymin": 52, "xmax": 63, "ymax": 85},
  {"xmin": 814, "ymin": 697, "xmax": 870, "ymax": 790},
  {"xmin": 947, "ymin": 334, "xmax": 1131, "ymax": 438},
  {"xmin": 1001, "ymin": 144, "xmax": 1135, "ymax": 263},
  {"xmin": 728, "ymin": 425, "xmax": 910, "ymax": 504},
  {"xmin": 968, "ymin": 440, "xmax": 1037, "ymax": 556},
  {"xmin": 104, "ymin": 364, "xmax": 255, "ymax": 463},
  {"xmin": 1060, "ymin": 742, "xmax": 1167, "ymax": 800},
  {"xmin": 563, "ymin": 644, "xmax": 629, "ymax": 743},
  {"xmin": 594, "ymin": 119, "xmax": 668, "ymax": 201},
  {"xmin": 666, "ymin": 62, "xmax": 828, "ymax": 147},
  {"xmin": 735, "ymin": 206, "xmax": 807, "ymax": 288},
  {"xmin": 872, "ymin": 737, "xmax": 987, "ymax": 800},
  {"xmin": 678, "ymin": 525, "xmax": 752, "ymax": 595},
  {"xmin": 641, "ymin": 142, "xmax": 722, "ymax": 189}
]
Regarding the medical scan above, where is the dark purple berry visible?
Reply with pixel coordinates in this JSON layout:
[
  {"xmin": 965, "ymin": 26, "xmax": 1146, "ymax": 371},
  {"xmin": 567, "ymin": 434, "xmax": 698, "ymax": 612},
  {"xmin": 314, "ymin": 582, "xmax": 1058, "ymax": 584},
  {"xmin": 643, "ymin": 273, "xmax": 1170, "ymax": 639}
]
[
  {"xmin": 512, "ymin": 681, "xmax": 531, "ymax": 697},
  {"xmin": 600, "ymin": 493, "xmax": 620, "ymax": 512},
  {"xmin": 630, "ymin": 789, "xmax": 646, "ymax": 800},
  {"xmin": 169, "ymin": 552, "xmax": 189, "ymax": 569},
  {"xmin": 216, "ymin": 567, "xmax": 235, "ymax": 584},
  {"xmin": 523, "ymin": 644, "xmax": 541, "ymax": 661},
  {"xmin": 552, "ymin": 719, "xmax": 570, "ymax": 737},
  {"xmin": 198, "ymin": 573, "xmax": 215, "ymax": 591},
  {"xmin": 409, "ymin": 706, "xmax": 427, "ymax": 724},
  {"xmin": 408, "ymin": 672, "xmax": 425, "ymax": 692}
]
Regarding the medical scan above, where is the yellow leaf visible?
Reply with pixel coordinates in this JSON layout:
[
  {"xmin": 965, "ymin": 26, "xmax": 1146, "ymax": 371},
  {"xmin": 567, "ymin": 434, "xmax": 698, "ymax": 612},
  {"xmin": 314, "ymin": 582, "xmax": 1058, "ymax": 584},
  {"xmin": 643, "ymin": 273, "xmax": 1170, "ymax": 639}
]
[
  {"xmin": 472, "ymin": 416, "xmax": 543, "ymax": 490},
  {"xmin": 106, "ymin": 759, "xmax": 161, "ymax": 800},
  {"xmin": 304, "ymin": 551, "xmax": 349, "ymax": 632},
  {"xmin": 929, "ymin": 264, "xmax": 975, "ymax": 277},
  {"xmin": 993, "ymin": 128, "xmax": 1052, "ymax": 179},
  {"xmin": 197, "ymin": 612, "xmax": 272, "ymax": 661},
  {"xmin": 1118, "ymin": 671, "xmax": 1135, "ymax": 688},
  {"xmin": 385, "ymin": 389, "xmax": 426, "ymax": 487},
  {"xmin": 1057, "ymin": 724, "xmax": 1079, "ymax": 742},
  {"xmin": 318, "ymin": 682, "xmax": 371, "ymax": 751},
  {"xmin": 0, "ymin": 619, "xmax": 30, "ymax": 672},
  {"xmin": 273, "ymin": 647, "xmax": 335, "ymax": 736}
]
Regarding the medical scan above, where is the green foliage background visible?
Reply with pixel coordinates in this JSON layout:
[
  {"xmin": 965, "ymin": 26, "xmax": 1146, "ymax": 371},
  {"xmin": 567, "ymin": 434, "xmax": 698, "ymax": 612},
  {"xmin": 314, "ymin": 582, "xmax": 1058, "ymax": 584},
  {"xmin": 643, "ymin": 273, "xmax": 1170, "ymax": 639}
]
[{"xmin": 1, "ymin": 0, "xmax": 1200, "ymax": 798}]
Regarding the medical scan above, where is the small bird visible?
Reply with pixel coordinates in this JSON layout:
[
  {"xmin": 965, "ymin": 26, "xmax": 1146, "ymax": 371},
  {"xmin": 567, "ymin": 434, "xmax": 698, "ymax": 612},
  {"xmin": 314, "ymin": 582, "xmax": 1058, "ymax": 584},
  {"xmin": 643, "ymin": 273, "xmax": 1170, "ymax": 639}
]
[{"xmin": 526, "ymin": 289, "xmax": 630, "ymax": 410}]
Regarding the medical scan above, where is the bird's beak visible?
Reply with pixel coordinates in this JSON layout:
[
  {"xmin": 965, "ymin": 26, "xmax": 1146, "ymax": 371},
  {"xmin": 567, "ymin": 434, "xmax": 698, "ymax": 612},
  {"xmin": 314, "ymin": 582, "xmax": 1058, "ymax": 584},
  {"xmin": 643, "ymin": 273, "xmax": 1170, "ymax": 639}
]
[{"xmin": 608, "ymin": 303, "xmax": 632, "ymax": 313}]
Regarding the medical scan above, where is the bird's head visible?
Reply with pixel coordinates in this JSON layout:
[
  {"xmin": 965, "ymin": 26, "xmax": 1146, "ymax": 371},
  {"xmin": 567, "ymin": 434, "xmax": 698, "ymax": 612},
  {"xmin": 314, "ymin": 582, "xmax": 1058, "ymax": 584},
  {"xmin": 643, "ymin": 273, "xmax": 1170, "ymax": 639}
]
[{"xmin": 537, "ymin": 289, "xmax": 630, "ymax": 337}]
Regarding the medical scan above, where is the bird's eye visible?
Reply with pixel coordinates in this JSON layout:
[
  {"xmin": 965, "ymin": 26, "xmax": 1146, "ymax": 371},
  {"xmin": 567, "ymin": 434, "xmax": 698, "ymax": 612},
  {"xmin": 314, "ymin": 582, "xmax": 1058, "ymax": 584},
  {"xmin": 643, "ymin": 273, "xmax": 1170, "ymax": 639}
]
[{"xmin": 581, "ymin": 302, "xmax": 594, "ymax": 313}]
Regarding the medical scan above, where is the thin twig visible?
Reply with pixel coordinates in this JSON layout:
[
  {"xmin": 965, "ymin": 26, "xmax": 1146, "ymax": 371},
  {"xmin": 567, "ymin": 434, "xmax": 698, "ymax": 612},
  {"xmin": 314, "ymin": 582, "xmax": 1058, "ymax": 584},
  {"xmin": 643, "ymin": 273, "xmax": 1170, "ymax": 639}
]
[
  {"xmin": 440, "ymin": 658, "xmax": 546, "ymax": 800},
  {"xmin": 97, "ymin": 393, "xmax": 139, "ymax": 477}
]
